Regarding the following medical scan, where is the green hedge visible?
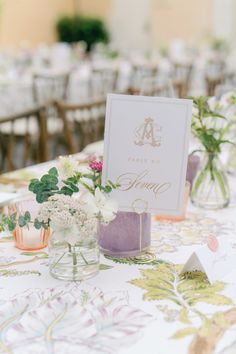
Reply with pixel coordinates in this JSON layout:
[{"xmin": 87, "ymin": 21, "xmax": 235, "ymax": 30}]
[{"xmin": 56, "ymin": 15, "xmax": 109, "ymax": 51}]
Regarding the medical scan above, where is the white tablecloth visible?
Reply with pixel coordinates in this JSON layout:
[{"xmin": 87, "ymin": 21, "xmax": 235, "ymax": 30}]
[{"xmin": 0, "ymin": 153, "xmax": 236, "ymax": 354}]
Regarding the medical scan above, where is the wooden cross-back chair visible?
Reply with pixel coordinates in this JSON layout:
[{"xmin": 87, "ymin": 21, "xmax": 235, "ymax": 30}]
[
  {"xmin": 171, "ymin": 62, "xmax": 193, "ymax": 97},
  {"xmin": 205, "ymin": 59, "xmax": 226, "ymax": 96},
  {"xmin": 0, "ymin": 106, "xmax": 48, "ymax": 172},
  {"xmin": 32, "ymin": 71, "xmax": 70, "ymax": 105},
  {"xmin": 139, "ymin": 77, "xmax": 175, "ymax": 97},
  {"xmin": 128, "ymin": 63, "xmax": 158, "ymax": 94},
  {"xmin": 205, "ymin": 75, "xmax": 226, "ymax": 96},
  {"xmin": 55, "ymin": 98, "xmax": 106, "ymax": 154},
  {"xmin": 214, "ymin": 72, "xmax": 236, "ymax": 98},
  {"xmin": 32, "ymin": 71, "xmax": 71, "ymax": 158},
  {"xmin": 171, "ymin": 79, "xmax": 187, "ymax": 98},
  {"xmin": 90, "ymin": 67, "xmax": 119, "ymax": 97}
]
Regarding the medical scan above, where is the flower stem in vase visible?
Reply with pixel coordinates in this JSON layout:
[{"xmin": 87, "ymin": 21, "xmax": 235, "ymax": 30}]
[
  {"xmin": 79, "ymin": 251, "xmax": 89, "ymax": 265},
  {"xmin": 191, "ymin": 152, "xmax": 230, "ymax": 209},
  {"xmin": 68, "ymin": 243, "xmax": 77, "ymax": 280},
  {"xmin": 51, "ymin": 251, "xmax": 66, "ymax": 269},
  {"xmin": 72, "ymin": 246, "xmax": 77, "ymax": 266}
]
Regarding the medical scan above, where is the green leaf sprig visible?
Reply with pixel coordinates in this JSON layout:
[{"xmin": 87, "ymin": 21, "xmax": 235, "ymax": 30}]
[
  {"xmin": 0, "ymin": 210, "xmax": 49, "ymax": 233},
  {"xmin": 29, "ymin": 167, "xmax": 79, "ymax": 203},
  {"xmin": 28, "ymin": 166, "xmax": 118, "ymax": 203},
  {"xmin": 0, "ymin": 213, "xmax": 9, "ymax": 232},
  {"xmin": 191, "ymin": 96, "xmax": 234, "ymax": 154}
]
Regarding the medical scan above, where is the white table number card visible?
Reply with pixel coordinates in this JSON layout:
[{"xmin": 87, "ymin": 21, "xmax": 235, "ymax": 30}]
[{"xmin": 102, "ymin": 94, "xmax": 192, "ymax": 215}]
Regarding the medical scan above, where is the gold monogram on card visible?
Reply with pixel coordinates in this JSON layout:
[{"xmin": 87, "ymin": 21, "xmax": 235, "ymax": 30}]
[{"xmin": 135, "ymin": 117, "xmax": 162, "ymax": 147}]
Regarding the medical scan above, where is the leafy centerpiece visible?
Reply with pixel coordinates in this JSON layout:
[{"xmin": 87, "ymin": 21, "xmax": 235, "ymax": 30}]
[
  {"xmin": 190, "ymin": 96, "xmax": 234, "ymax": 209},
  {"xmin": 1, "ymin": 156, "xmax": 118, "ymax": 281}
]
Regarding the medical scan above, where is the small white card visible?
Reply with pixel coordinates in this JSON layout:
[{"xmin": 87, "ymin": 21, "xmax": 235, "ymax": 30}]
[
  {"xmin": 181, "ymin": 235, "xmax": 236, "ymax": 283},
  {"xmin": 102, "ymin": 94, "xmax": 192, "ymax": 214}
]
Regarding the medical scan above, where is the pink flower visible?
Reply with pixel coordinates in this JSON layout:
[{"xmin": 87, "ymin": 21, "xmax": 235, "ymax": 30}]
[{"xmin": 89, "ymin": 160, "xmax": 103, "ymax": 173}]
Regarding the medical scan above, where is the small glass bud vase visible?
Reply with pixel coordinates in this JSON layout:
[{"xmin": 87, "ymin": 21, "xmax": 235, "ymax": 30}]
[
  {"xmin": 48, "ymin": 233, "xmax": 100, "ymax": 281},
  {"xmin": 191, "ymin": 152, "xmax": 230, "ymax": 209},
  {"xmin": 98, "ymin": 211, "xmax": 151, "ymax": 257}
]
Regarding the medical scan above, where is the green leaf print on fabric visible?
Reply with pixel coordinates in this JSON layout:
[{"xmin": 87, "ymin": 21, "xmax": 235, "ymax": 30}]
[
  {"xmin": 130, "ymin": 264, "xmax": 232, "ymax": 307},
  {"xmin": 0, "ymin": 269, "xmax": 41, "ymax": 277},
  {"xmin": 105, "ymin": 252, "xmax": 168, "ymax": 266}
]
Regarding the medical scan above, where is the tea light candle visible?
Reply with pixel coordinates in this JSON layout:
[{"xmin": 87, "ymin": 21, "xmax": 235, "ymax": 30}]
[
  {"xmin": 9, "ymin": 198, "xmax": 50, "ymax": 251},
  {"xmin": 21, "ymin": 226, "xmax": 42, "ymax": 247},
  {"xmin": 14, "ymin": 225, "xmax": 50, "ymax": 250}
]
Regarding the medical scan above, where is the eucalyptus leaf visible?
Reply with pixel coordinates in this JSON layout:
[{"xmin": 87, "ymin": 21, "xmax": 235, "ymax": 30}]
[
  {"xmin": 48, "ymin": 167, "xmax": 58, "ymax": 176},
  {"xmin": 69, "ymin": 184, "xmax": 79, "ymax": 192},
  {"xmin": 18, "ymin": 215, "xmax": 26, "ymax": 227},
  {"xmin": 24, "ymin": 211, "xmax": 31, "ymax": 222},
  {"xmin": 59, "ymin": 186, "xmax": 74, "ymax": 196},
  {"xmin": 28, "ymin": 179, "xmax": 39, "ymax": 191},
  {"xmin": 8, "ymin": 221, "xmax": 16, "ymax": 231},
  {"xmin": 11, "ymin": 212, "xmax": 17, "ymax": 221},
  {"xmin": 34, "ymin": 218, "xmax": 42, "ymax": 229}
]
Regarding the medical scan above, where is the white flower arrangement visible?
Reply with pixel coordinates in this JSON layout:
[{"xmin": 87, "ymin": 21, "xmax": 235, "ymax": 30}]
[
  {"xmin": 38, "ymin": 194, "xmax": 98, "ymax": 246},
  {"xmin": 1, "ymin": 157, "xmax": 118, "ymax": 249},
  {"xmin": 38, "ymin": 191, "xmax": 117, "ymax": 246},
  {"xmin": 35, "ymin": 157, "xmax": 118, "ymax": 246},
  {"xmin": 0, "ymin": 157, "xmax": 119, "ymax": 278}
]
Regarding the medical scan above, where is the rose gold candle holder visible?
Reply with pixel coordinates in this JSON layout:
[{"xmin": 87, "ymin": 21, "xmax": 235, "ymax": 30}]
[
  {"xmin": 8, "ymin": 199, "xmax": 51, "ymax": 251},
  {"xmin": 155, "ymin": 181, "xmax": 190, "ymax": 222}
]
